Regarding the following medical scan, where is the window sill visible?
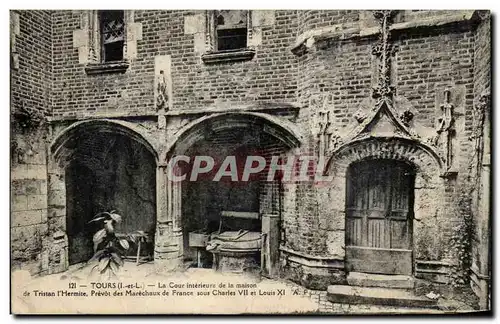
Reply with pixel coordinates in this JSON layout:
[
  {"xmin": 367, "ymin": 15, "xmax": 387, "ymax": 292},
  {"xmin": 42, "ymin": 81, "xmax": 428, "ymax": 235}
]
[
  {"xmin": 201, "ymin": 48, "xmax": 255, "ymax": 64},
  {"xmin": 84, "ymin": 60, "xmax": 130, "ymax": 75}
]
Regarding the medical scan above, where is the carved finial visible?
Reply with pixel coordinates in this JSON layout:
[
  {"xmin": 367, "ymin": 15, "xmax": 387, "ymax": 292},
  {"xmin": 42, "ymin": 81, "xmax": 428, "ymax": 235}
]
[
  {"xmin": 400, "ymin": 110, "xmax": 414, "ymax": 126},
  {"xmin": 354, "ymin": 109, "xmax": 367, "ymax": 123},
  {"xmin": 371, "ymin": 10, "xmax": 398, "ymax": 103}
]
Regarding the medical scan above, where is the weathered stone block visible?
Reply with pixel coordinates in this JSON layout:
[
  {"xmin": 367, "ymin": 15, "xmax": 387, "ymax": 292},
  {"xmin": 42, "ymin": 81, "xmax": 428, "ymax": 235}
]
[
  {"xmin": 27, "ymin": 194, "xmax": 48, "ymax": 210},
  {"xmin": 193, "ymin": 33, "xmax": 206, "ymax": 53},
  {"xmin": 184, "ymin": 14, "xmax": 205, "ymax": 35},
  {"xmin": 24, "ymin": 164, "xmax": 47, "ymax": 180},
  {"xmin": 326, "ymin": 230, "xmax": 345, "ymax": 257},
  {"xmin": 252, "ymin": 10, "xmax": 275, "ymax": 27},
  {"xmin": 48, "ymin": 215, "xmax": 65, "ymax": 232},
  {"xmin": 78, "ymin": 45, "xmax": 89, "ymax": 64},
  {"xmin": 248, "ymin": 28, "xmax": 262, "ymax": 47},
  {"xmin": 72, "ymin": 29, "xmax": 88, "ymax": 48},
  {"xmin": 127, "ymin": 22, "xmax": 143, "ymax": 41},
  {"xmin": 11, "ymin": 165, "xmax": 27, "ymax": 180},
  {"xmin": 12, "ymin": 210, "xmax": 43, "ymax": 227},
  {"xmin": 48, "ymin": 189, "xmax": 65, "ymax": 207},
  {"xmin": 11, "ymin": 224, "xmax": 47, "ymax": 261},
  {"xmin": 11, "ymin": 194, "xmax": 27, "ymax": 211}
]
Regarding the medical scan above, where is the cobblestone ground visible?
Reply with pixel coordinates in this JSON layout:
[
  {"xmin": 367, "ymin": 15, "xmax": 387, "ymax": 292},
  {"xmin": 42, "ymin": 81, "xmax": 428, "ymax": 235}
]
[{"xmin": 280, "ymin": 280, "xmax": 443, "ymax": 314}]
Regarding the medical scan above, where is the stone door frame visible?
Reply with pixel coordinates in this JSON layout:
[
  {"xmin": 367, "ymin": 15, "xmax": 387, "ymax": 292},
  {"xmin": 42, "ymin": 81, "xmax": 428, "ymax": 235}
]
[{"xmin": 325, "ymin": 137, "xmax": 445, "ymax": 278}]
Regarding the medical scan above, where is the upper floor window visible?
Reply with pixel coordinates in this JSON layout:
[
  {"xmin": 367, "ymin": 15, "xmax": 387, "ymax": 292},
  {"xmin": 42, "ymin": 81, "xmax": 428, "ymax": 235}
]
[
  {"xmin": 214, "ymin": 10, "xmax": 248, "ymax": 51},
  {"xmin": 100, "ymin": 10, "xmax": 125, "ymax": 62}
]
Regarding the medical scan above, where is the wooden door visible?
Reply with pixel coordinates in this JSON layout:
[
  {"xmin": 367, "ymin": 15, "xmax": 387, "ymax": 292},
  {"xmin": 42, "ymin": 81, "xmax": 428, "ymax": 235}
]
[{"xmin": 345, "ymin": 159, "xmax": 415, "ymax": 275}]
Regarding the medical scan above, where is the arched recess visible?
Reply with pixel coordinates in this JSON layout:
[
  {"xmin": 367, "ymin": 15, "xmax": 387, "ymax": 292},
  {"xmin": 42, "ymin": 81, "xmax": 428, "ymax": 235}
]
[
  {"xmin": 322, "ymin": 136, "xmax": 446, "ymax": 276},
  {"xmin": 45, "ymin": 119, "xmax": 159, "ymax": 274},
  {"xmin": 155, "ymin": 112, "xmax": 303, "ymax": 276}
]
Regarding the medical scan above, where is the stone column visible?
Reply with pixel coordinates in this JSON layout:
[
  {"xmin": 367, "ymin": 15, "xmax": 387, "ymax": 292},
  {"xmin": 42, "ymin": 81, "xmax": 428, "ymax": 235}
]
[
  {"xmin": 44, "ymin": 158, "xmax": 69, "ymax": 274},
  {"xmin": 261, "ymin": 213, "xmax": 280, "ymax": 278},
  {"xmin": 154, "ymin": 165, "xmax": 183, "ymax": 272}
]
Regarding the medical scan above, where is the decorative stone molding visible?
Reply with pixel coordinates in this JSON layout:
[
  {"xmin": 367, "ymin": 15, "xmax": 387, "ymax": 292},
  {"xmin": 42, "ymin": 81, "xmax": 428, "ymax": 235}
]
[
  {"xmin": 162, "ymin": 112, "xmax": 304, "ymax": 160},
  {"xmin": 371, "ymin": 10, "xmax": 398, "ymax": 105},
  {"xmin": 328, "ymin": 138, "xmax": 442, "ymax": 182},
  {"xmin": 309, "ymin": 94, "xmax": 343, "ymax": 156},
  {"xmin": 201, "ymin": 49, "xmax": 256, "ymax": 64}
]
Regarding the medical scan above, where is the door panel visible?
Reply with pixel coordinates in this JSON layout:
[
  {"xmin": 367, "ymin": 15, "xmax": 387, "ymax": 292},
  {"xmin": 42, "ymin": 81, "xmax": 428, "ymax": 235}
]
[{"xmin": 345, "ymin": 159, "xmax": 415, "ymax": 275}]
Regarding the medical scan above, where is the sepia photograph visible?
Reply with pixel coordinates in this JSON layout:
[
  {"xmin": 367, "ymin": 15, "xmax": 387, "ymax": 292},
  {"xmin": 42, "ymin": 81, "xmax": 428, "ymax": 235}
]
[{"xmin": 9, "ymin": 7, "xmax": 492, "ymax": 315}]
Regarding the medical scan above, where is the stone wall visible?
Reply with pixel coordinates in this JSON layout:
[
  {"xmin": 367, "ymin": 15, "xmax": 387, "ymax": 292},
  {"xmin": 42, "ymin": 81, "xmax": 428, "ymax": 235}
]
[{"xmin": 10, "ymin": 10, "xmax": 52, "ymax": 276}]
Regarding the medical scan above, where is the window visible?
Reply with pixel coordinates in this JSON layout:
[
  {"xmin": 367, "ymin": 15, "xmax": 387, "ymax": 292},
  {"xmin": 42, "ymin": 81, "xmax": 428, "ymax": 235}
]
[
  {"xmin": 214, "ymin": 10, "xmax": 248, "ymax": 52},
  {"xmin": 100, "ymin": 10, "xmax": 125, "ymax": 62},
  {"xmin": 201, "ymin": 10, "xmax": 255, "ymax": 64}
]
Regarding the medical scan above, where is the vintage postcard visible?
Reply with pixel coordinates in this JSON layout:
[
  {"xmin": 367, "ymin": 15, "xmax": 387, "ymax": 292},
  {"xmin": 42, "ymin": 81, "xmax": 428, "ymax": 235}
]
[{"xmin": 10, "ymin": 9, "xmax": 491, "ymax": 315}]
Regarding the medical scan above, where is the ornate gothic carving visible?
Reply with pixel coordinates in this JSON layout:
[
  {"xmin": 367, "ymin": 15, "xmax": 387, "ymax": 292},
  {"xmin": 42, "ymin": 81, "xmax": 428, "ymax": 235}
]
[
  {"xmin": 156, "ymin": 70, "xmax": 169, "ymax": 111},
  {"xmin": 400, "ymin": 110, "xmax": 414, "ymax": 126},
  {"xmin": 316, "ymin": 110, "xmax": 332, "ymax": 158},
  {"xmin": 432, "ymin": 89, "xmax": 457, "ymax": 174},
  {"xmin": 353, "ymin": 109, "xmax": 368, "ymax": 123},
  {"xmin": 371, "ymin": 10, "xmax": 398, "ymax": 104}
]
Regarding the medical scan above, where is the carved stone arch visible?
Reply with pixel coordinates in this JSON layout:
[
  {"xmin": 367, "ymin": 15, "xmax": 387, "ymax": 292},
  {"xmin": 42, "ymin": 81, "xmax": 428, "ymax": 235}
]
[
  {"xmin": 326, "ymin": 137, "xmax": 443, "ymax": 186},
  {"xmin": 162, "ymin": 112, "xmax": 304, "ymax": 160},
  {"xmin": 50, "ymin": 119, "xmax": 159, "ymax": 168}
]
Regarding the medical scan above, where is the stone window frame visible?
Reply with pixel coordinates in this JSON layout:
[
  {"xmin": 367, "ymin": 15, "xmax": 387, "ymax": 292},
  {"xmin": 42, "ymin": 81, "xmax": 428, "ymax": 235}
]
[
  {"xmin": 73, "ymin": 10, "xmax": 142, "ymax": 75},
  {"xmin": 99, "ymin": 10, "xmax": 126, "ymax": 63},
  {"xmin": 201, "ymin": 10, "xmax": 256, "ymax": 64}
]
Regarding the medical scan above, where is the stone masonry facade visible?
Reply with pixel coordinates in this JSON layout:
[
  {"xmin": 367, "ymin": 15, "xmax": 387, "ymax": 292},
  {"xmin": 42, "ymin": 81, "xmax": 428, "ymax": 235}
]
[{"xmin": 10, "ymin": 10, "xmax": 491, "ymax": 310}]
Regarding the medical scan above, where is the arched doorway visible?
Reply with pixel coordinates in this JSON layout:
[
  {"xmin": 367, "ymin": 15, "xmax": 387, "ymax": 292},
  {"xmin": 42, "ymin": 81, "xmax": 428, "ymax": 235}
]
[
  {"xmin": 345, "ymin": 159, "xmax": 415, "ymax": 275},
  {"xmin": 48, "ymin": 120, "xmax": 158, "ymax": 270},
  {"xmin": 324, "ymin": 137, "xmax": 445, "ymax": 281},
  {"xmin": 159, "ymin": 112, "xmax": 303, "ymax": 277}
]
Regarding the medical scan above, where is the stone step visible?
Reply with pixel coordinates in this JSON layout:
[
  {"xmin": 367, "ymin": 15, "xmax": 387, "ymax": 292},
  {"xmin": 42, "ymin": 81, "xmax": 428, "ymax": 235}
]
[
  {"xmin": 327, "ymin": 285, "xmax": 439, "ymax": 309},
  {"xmin": 347, "ymin": 272, "xmax": 415, "ymax": 289}
]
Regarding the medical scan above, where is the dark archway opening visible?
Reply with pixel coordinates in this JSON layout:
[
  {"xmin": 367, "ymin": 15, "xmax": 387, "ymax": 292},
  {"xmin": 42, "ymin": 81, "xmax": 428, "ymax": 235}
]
[
  {"xmin": 65, "ymin": 132, "xmax": 156, "ymax": 266},
  {"xmin": 180, "ymin": 127, "xmax": 288, "ymax": 270}
]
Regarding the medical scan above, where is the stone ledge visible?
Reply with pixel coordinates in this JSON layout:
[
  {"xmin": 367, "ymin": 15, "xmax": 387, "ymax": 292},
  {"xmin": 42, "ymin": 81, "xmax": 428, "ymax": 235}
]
[
  {"xmin": 291, "ymin": 10, "xmax": 477, "ymax": 56},
  {"xmin": 47, "ymin": 112, "xmax": 158, "ymax": 123},
  {"xmin": 347, "ymin": 272, "xmax": 415, "ymax": 289},
  {"xmin": 84, "ymin": 60, "xmax": 130, "ymax": 75},
  {"xmin": 166, "ymin": 102, "xmax": 300, "ymax": 116},
  {"xmin": 280, "ymin": 246, "xmax": 344, "ymax": 269},
  {"xmin": 201, "ymin": 49, "xmax": 256, "ymax": 64}
]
